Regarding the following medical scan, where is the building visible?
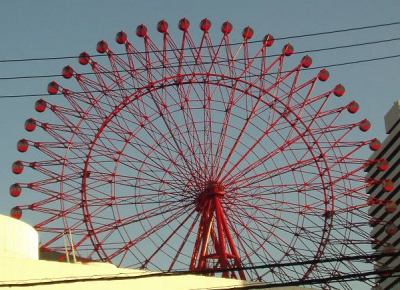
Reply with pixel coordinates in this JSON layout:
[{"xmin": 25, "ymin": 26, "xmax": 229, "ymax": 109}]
[
  {"xmin": 0, "ymin": 214, "xmax": 314, "ymax": 290},
  {"xmin": 366, "ymin": 101, "xmax": 400, "ymax": 290}
]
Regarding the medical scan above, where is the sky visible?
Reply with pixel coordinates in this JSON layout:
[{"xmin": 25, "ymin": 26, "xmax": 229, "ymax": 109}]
[{"xmin": 1, "ymin": 0, "xmax": 400, "ymax": 288}]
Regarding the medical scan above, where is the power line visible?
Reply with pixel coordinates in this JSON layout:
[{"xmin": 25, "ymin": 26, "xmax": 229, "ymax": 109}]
[
  {"xmin": 0, "ymin": 52, "xmax": 398, "ymax": 100},
  {"xmin": 204, "ymin": 270, "xmax": 400, "ymax": 290},
  {"xmin": 0, "ymin": 35, "xmax": 399, "ymax": 81},
  {"xmin": 0, "ymin": 20, "xmax": 399, "ymax": 64},
  {"xmin": 273, "ymin": 20, "xmax": 400, "ymax": 40},
  {"xmin": 178, "ymin": 251, "xmax": 395, "ymax": 274},
  {"xmin": 1, "ymin": 263, "xmax": 399, "ymax": 289},
  {"xmin": 0, "ymin": 251, "xmax": 397, "ymax": 287}
]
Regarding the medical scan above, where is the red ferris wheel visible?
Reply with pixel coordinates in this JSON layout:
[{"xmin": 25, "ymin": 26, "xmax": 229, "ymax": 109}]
[{"xmin": 10, "ymin": 18, "xmax": 385, "ymax": 288}]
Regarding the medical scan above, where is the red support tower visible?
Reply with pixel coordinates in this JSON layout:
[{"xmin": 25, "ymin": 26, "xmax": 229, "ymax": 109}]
[{"xmin": 191, "ymin": 182, "xmax": 245, "ymax": 279}]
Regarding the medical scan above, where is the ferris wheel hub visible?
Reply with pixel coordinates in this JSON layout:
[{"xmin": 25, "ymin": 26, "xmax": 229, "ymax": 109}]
[
  {"xmin": 204, "ymin": 181, "xmax": 225, "ymax": 197},
  {"xmin": 195, "ymin": 182, "xmax": 225, "ymax": 211}
]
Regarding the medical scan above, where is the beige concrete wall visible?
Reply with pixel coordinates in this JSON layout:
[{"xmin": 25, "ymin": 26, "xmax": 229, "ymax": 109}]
[
  {"xmin": 0, "ymin": 256, "xmax": 315, "ymax": 290},
  {"xmin": 0, "ymin": 214, "xmax": 316, "ymax": 290},
  {"xmin": 0, "ymin": 214, "xmax": 38, "ymax": 260}
]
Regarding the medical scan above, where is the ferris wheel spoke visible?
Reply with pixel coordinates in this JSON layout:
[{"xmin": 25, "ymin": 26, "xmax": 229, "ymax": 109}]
[
  {"xmin": 226, "ymin": 156, "xmax": 317, "ymax": 189},
  {"xmin": 209, "ymin": 84, "xmax": 234, "ymax": 177},
  {"xmin": 215, "ymin": 85, "xmax": 273, "ymax": 180},
  {"xmin": 116, "ymin": 142, "xmax": 192, "ymax": 184},
  {"xmin": 163, "ymin": 30, "xmax": 216, "ymax": 175},
  {"xmin": 227, "ymin": 211, "xmax": 294, "ymax": 267},
  {"xmin": 142, "ymin": 86, "xmax": 201, "ymax": 170},
  {"xmin": 207, "ymin": 35, "xmax": 239, "ymax": 175},
  {"xmin": 168, "ymin": 211, "xmax": 201, "ymax": 271},
  {"xmin": 218, "ymin": 100, "xmax": 304, "ymax": 183},
  {"xmin": 223, "ymin": 138, "xmax": 310, "ymax": 187},
  {"xmin": 173, "ymin": 83, "xmax": 209, "ymax": 174},
  {"xmin": 32, "ymin": 203, "xmax": 81, "ymax": 232},
  {"xmin": 227, "ymin": 203, "xmax": 325, "ymax": 266},
  {"xmin": 227, "ymin": 195, "xmax": 317, "ymax": 216},
  {"xmin": 123, "ymin": 113, "xmax": 202, "ymax": 182},
  {"xmin": 205, "ymin": 33, "xmax": 227, "ymax": 77},
  {"xmin": 225, "ymin": 205, "xmax": 287, "ymax": 254},
  {"xmin": 178, "ymin": 34, "xmax": 216, "ymax": 164},
  {"xmin": 141, "ymin": 207, "xmax": 198, "ymax": 268},
  {"xmin": 226, "ymin": 201, "xmax": 306, "ymax": 241},
  {"xmin": 141, "ymin": 102, "xmax": 205, "ymax": 184},
  {"xmin": 112, "ymin": 149, "xmax": 180, "ymax": 180},
  {"xmin": 121, "ymin": 122, "xmax": 187, "ymax": 172},
  {"xmin": 107, "ymin": 56, "xmax": 134, "ymax": 98},
  {"xmin": 211, "ymin": 37, "xmax": 258, "ymax": 173},
  {"xmin": 111, "ymin": 162, "xmax": 188, "ymax": 190},
  {"xmin": 85, "ymin": 199, "xmax": 188, "ymax": 253},
  {"xmin": 177, "ymin": 75, "xmax": 218, "ymax": 178},
  {"xmin": 226, "ymin": 210, "xmax": 272, "ymax": 258},
  {"xmin": 138, "ymin": 128, "xmax": 205, "ymax": 182},
  {"xmin": 204, "ymin": 41, "xmax": 258, "ymax": 178},
  {"xmin": 107, "ymin": 205, "xmax": 192, "ymax": 261},
  {"xmin": 315, "ymin": 143, "xmax": 367, "ymax": 180},
  {"xmin": 202, "ymin": 83, "xmax": 215, "ymax": 178},
  {"xmin": 221, "ymin": 217, "xmax": 265, "ymax": 281}
]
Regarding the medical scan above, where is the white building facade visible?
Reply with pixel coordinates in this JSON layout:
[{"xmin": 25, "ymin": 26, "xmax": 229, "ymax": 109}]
[{"xmin": 367, "ymin": 101, "xmax": 400, "ymax": 290}]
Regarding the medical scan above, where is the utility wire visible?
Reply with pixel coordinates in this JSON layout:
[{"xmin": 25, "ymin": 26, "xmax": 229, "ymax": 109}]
[
  {"xmin": 0, "ymin": 52, "xmax": 399, "ymax": 99},
  {"xmin": 200, "ymin": 270, "xmax": 400, "ymax": 290},
  {"xmin": 0, "ymin": 35, "xmax": 399, "ymax": 81},
  {"xmin": 1, "ymin": 263, "xmax": 399, "ymax": 288},
  {"xmin": 272, "ymin": 20, "xmax": 400, "ymax": 40},
  {"xmin": 0, "ymin": 20, "xmax": 399, "ymax": 64},
  {"xmin": 0, "ymin": 251, "xmax": 397, "ymax": 287}
]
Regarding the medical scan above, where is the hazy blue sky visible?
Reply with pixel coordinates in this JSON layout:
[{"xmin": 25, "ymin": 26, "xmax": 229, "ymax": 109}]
[
  {"xmin": 1, "ymin": 1, "xmax": 399, "ymax": 288},
  {"xmin": 2, "ymin": 1, "xmax": 400, "ymax": 210}
]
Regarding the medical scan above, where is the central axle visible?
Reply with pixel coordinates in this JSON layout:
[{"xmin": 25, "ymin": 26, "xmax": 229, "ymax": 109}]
[{"xmin": 196, "ymin": 182, "xmax": 225, "ymax": 211}]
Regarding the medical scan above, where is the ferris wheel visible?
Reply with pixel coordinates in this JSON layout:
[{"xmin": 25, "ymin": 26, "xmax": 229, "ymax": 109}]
[{"xmin": 10, "ymin": 18, "xmax": 384, "ymax": 288}]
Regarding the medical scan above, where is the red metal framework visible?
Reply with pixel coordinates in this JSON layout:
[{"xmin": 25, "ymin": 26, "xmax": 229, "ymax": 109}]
[
  {"xmin": 10, "ymin": 18, "xmax": 385, "ymax": 288},
  {"xmin": 191, "ymin": 182, "xmax": 245, "ymax": 279}
]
